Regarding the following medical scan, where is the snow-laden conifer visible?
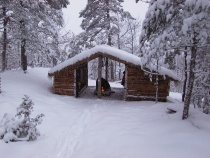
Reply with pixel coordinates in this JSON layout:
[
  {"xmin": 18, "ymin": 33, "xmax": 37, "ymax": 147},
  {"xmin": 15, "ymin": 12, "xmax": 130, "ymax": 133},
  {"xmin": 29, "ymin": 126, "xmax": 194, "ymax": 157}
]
[
  {"xmin": 0, "ymin": 95, "xmax": 44, "ymax": 143},
  {"xmin": 139, "ymin": 0, "xmax": 210, "ymax": 119},
  {"xmin": 0, "ymin": 0, "xmax": 67, "ymax": 70}
]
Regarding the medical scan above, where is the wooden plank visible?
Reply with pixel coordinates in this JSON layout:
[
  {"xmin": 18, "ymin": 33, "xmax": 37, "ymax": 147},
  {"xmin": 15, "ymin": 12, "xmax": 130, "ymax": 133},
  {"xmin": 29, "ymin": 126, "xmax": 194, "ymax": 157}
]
[{"xmin": 54, "ymin": 78, "xmax": 74, "ymax": 82}]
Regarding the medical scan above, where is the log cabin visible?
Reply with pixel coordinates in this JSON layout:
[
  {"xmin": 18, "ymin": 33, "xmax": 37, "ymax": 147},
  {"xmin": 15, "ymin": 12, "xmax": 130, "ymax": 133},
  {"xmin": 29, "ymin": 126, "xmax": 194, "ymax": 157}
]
[{"xmin": 48, "ymin": 45, "xmax": 179, "ymax": 101}]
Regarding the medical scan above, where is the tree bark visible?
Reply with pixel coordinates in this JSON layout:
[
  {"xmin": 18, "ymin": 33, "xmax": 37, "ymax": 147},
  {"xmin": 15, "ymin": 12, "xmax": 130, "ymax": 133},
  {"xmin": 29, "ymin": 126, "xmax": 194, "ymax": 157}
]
[
  {"xmin": 117, "ymin": 27, "xmax": 121, "ymax": 80},
  {"xmin": 105, "ymin": 0, "xmax": 113, "ymax": 80},
  {"xmin": 182, "ymin": 46, "xmax": 196, "ymax": 120},
  {"xmin": 106, "ymin": 0, "xmax": 111, "ymax": 46},
  {"xmin": 155, "ymin": 59, "xmax": 159, "ymax": 103},
  {"xmin": 182, "ymin": 48, "xmax": 188, "ymax": 102},
  {"xmin": 105, "ymin": 57, "xmax": 108, "ymax": 80},
  {"xmin": 98, "ymin": 56, "xmax": 102, "ymax": 98},
  {"xmin": 110, "ymin": 61, "xmax": 114, "ymax": 81},
  {"xmin": 20, "ymin": 20, "xmax": 27, "ymax": 72},
  {"xmin": 2, "ymin": 7, "xmax": 7, "ymax": 71}
]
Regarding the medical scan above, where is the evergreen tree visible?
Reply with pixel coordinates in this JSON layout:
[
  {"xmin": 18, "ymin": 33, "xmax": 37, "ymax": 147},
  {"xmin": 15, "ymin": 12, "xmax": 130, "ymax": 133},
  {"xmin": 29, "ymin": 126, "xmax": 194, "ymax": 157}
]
[
  {"xmin": 139, "ymin": 0, "xmax": 210, "ymax": 119},
  {"xmin": 80, "ymin": 0, "xmax": 133, "ymax": 80},
  {"xmin": 46, "ymin": 0, "xmax": 69, "ymax": 9},
  {"xmin": 0, "ymin": 0, "xmax": 68, "ymax": 70},
  {"xmin": 193, "ymin": 41, "xmax": 210, "ymax": 114},
  {"xmin": 80, "ymin": 0, "xmax": 132, "ymax": 47},
  {"xmin": 0, "ymin": 95, "xmax": 44, "ymax": 143}
]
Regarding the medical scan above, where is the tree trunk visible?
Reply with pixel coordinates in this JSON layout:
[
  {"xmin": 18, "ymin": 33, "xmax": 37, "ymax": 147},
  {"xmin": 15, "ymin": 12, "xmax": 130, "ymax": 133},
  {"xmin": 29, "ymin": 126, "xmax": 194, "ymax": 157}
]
[
  {"xmin": 119, "ymin": 63, "xmax": 121, "ymax": 80},
  {"xmin": 182, "ymin": 46, "xmax": 196, "ymax": 120},
  {"xmin": 105, "ymin": 0, "xmax": 113, "ymax": 80},
  {"xmin": 98, "ymin": 56, "xmax": 102, "ymax": 98},
  {"xmin": 106, "ymin": 0, "xmax": 111, "ymax": 46},
  {"xmin": 117, "ymin": 28, "xmax": 121, "ymax": 80},
  {"xmin": 155, "ymin": 59, "xmax": 159, "ymax": 103},
  {"xmin": 2, "ymin": 7, "xmax": 7, "ymax": 71},
  {"xmin": 20, "ymin": 20, "xmax": 27, "ymax": 72},
  {"xmin": 105, "ymin": 58, "xmax": 108, "ymax": 80},
  {"xmin": 131, "ymin": 29, "xmax": 134, "ymax": 54},
  {"xmin": 0, "ymin": 74, "xmax": 1, "ymax": 93},
  {"xmin": 182, "ymin": 48, "xmax": 188, "ymax": 102},
  {"xmin": 21, "ymin": 38, "xmax": 27, "ymax": 72},
  {"xmin": 114, "ymin": 61, "xmax": 117, "ymax": 81},
  {"xmin": 52, "ymin": 57, "xmax": 57, "ymax": 67},
  {"xmin": 110, "ymin": 61, "xmax": 114, "ymax": 81}
]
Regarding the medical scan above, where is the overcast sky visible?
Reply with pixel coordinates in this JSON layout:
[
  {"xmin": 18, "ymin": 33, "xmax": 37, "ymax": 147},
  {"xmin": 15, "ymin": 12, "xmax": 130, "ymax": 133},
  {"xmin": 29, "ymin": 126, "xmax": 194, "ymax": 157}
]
[{"xmin": 61, "ymin": 0, "xmax": 149, "ymax": 35}]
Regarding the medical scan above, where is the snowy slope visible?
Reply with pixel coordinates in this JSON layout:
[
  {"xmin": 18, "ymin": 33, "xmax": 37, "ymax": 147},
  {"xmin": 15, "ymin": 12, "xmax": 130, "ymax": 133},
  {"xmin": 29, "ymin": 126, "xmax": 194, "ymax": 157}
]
[{"xmin": 0, "ymin": 67, "xmax": 210, "ymax": 158}]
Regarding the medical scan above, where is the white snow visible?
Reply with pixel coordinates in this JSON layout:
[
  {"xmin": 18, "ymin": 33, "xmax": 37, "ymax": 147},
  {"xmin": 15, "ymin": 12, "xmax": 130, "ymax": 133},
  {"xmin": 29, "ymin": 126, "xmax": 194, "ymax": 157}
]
[
  {"xmin": 3, "ymin": 132, "xmax": 17, "ymax": 143},
  {"xmin": 0, "ymin": 67, "xmax": 210, "ymax": 158},
  {"xmin": 48, "ymin": 45, "xmax": 179, "ymax": 80}
]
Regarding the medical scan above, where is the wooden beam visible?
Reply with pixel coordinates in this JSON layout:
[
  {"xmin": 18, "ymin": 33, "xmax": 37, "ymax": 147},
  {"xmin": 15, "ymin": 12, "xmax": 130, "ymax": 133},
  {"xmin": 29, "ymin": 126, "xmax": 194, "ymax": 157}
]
[{"xmin": 98, "ymin": 56, "xmax": 102, "ymax": 98}]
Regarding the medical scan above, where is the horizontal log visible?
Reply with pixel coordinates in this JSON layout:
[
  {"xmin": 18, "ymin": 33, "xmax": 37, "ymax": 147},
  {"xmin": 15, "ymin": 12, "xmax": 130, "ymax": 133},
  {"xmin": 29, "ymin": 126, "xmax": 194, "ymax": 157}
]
[
  {"xmin": 127, "ymin": 88, "xmax": 168, "ymax": 93},
  {"xmin": 54, "ymin": 86, "xmax": 74, "ymax": 90},
  {"xmin": 127, "ymin": 84, "xmax": 168, "ymax": 90},
  {"xmin": 55, "ymin": 92, "xmax": 74, "ymax": 96},
  {"xmin": 54, "ymin": 89, "xmax": 74, "ymax": 95},
  {"xmin": 54, "ymin": 82, "xmax": 74, "ymax": 85},
  {"xmin": 54, "ymin": 74, "xmax": 74, "ymax": 78},
  {"xmin": 54, "ymin": 89, "xmax": 73, "ymax": 92},
  {"xmin": 54, "ymin": 79, "xmax": 74, "ymax": 83},
  {"xmin": 127, "ymin": 75, "xmax": 168, "ymax": 81},
  {"xmin": 127, "ymin": 90, "xmax": 168, "ymax": 96},
  {"xmin": 126, "ymin": 95, "xmax": 167, "ymax": 102},
  {"xmin": 126, "ymin": 68, "xmax": 170, "ymax": 98}
]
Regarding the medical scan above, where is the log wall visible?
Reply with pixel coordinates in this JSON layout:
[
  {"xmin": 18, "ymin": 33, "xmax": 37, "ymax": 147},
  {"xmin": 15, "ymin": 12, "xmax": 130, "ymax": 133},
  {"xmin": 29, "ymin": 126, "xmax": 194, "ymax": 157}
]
[
  {"xmin": 126, "ymin": 65, "xmax": 170, "ymax": 101},
  {"xmin": 53, "ymin": 67, "xmax": 75, "ymax": 96}
]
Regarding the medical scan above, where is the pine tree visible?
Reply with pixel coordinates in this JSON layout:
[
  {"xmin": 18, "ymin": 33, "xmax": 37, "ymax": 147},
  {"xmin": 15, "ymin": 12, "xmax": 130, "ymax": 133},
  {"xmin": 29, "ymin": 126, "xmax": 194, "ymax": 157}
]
[
  {"xmin": 0, "ymin": 95, "xmax": 44, "ymax": 143},
  {"xmin": 80, "ymin": 0, "xmax": 133, "ymax": 80},
  {"xmin": 1, "ymin": 7, "xmax": 7, "ymax": 71},
  {"xmin": 0, "ymin": 0, "xmax": 67, "ymax": 70},
  {"xmin": 139, "ymin": 0, "xmax": 210, "ymax": 119},
  {"xmin": 80, "ymin": 0, "xmax": 133, "ymax": 46}
]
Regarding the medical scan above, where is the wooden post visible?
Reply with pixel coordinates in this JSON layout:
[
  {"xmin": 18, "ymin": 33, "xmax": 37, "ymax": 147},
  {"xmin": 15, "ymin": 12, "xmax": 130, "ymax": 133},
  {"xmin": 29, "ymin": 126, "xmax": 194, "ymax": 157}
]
[{"xmin": 98, "ymin": 56, "xmax": 102, "ymax": 98}]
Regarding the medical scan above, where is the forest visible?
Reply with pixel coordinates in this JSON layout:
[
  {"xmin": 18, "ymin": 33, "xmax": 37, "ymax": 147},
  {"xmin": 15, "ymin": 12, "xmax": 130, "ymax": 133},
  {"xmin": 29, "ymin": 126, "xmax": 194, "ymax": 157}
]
[{"xmin": 0, "ymin": 0, "xmax": 209, "ymax": 120}]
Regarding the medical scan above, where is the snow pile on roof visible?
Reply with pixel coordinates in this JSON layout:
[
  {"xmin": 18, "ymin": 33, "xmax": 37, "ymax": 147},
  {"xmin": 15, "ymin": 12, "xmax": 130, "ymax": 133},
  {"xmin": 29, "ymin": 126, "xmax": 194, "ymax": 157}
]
[
  {"xmin": 49, "ymin": 45, "xmax": 179, "ymax": 80},
  {"xmin": 48, "ymin": 45, "xmax": 141, "ymax": 73}
]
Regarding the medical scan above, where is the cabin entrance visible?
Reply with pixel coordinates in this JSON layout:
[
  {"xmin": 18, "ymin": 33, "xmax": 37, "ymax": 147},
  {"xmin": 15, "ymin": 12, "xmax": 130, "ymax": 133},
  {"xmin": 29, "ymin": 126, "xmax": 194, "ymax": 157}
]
[{"xmin": 75, "ymin": 63, "xmax": 88, "ymax": 97}]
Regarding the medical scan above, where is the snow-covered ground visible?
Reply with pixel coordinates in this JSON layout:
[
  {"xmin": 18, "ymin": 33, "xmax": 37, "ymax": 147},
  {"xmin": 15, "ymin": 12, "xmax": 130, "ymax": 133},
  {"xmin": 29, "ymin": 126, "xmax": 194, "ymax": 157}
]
[{"xmin": 0, "ymin": 67, "xmax": 210, "ymax": 158}]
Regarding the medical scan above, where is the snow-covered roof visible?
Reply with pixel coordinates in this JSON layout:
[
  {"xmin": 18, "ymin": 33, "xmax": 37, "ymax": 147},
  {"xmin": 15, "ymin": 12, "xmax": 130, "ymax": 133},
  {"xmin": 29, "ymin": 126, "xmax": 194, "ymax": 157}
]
[{"xmin": 48, "ymin": 45, "xmax": 179, "ymax": 80}]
